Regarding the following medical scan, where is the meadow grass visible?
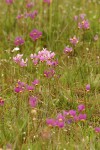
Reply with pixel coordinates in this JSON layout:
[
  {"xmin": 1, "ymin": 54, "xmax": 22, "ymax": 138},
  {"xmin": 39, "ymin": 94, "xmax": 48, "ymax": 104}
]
[{"xmin": 0, "ymin": 0, "xmax": 100, "ymax": 150}]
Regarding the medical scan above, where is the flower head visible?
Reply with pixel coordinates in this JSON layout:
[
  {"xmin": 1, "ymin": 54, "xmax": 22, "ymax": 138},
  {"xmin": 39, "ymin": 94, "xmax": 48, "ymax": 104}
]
[
  {"xmin": 32, "ymin": 79, "xmax": 39, "ymax": 86},
  {"xmin": 46, "ymin": 119, "xmax": 56, "ymax": 127},
  {"xmin": 28, "ymin": 11, "xmax": 38, "ymax": 19},
  {"xmin": 78, "ymin": 20, "xmax": 90, "ymax": 30},
  {"xmin": 6, "ymin": 0, "xmax": 13, "ymax": 4},
  {"xmin": 0, "ymin": 97, "xmax": 4, "ymax": 106},
  {"xmin": 95, "ymin": 127, "xmax": 100, "ymax": 133},
  {"xmin": 14, "ymin": 37, "xmax": 24, "ymax": 46},
  {"xmin": 78, "ymin": 114, "xmax": 86, "ymax": 121},
  {"xmin": 70, "ymin": 36, "xmax": 79, "ymax": 46},
  {"xmin": 29, "ymin": 96, "xmax": 37, "ymax": 107},
  {"xmin": 69, "ymin": 110, "xmax": 76, "ymax": 117},
  {"xmin": 26, "ymin": 2, "xmax": 34, "ymax": 8},
  {"xmin": 44, "ymin": 0, "xmax": 52, "ymax": 5},
  {"xmin": 78, "ymin": 104, "xmax": 85, "ymax": 112},
  {"xmin": 30, "ymin": 29, "xmax": 42, "ymax": 41},
  {"xmin": 64, "ymin": 47, "xmax": 73, "ymax": 53},
  {"xmin": 86, "ymin": 84, "xmax": 90, "ymax": 91},
  {"xmin": 13, "ymin": 54, "xmax": 23, "ymax": 63}
]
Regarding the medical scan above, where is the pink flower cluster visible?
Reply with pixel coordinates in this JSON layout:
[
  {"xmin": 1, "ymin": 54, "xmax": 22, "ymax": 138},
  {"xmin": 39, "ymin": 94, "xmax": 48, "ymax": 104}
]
[
  {"xmin": 14, "ymin": 37, "xmax": 25, "ymax": 46},
  {"xmin": 13, "ymin": 54, "xmax": 28, "ymax": 67},
  {"xmin": 30, "ymin": 29, "xmax": 42, "ymax": 41},
  {"xmin": 46, "ymin": 104, "xmax": 86, "ymax": 128},
  {"xmin": 30, "ymin": 48, "xmax": 58, "ymax": 66},
  {"xmin": 14, "ymin": 79, "xmax": 39, "ymax": 93},
  {"xmin": 74, "ymin": 13, "xmax": 90, "ymax": 30}
]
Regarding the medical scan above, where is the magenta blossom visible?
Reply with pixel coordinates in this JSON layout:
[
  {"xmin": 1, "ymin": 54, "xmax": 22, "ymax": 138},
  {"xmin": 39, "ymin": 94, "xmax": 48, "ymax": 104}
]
[
  {"xmin": 13, "ymin": 54, "xmax": 23, "ymax": 63},
  {"xmin": 70, "ymin": 36, "xmax": 79, "ymax": 46},
  {"xmin": 44, "ymin": 69, "xmax": 55, "ymax": 78},
  {"xmin": 29, "ymin": 96, "xmax": 37, "ymax": 107},
  {"xmin": 32, "ymin": 79, "xmax": 39, "ymax": 86},
  {"xmin": 44, "ymin": 0, "xmax": 52, "ymax": 5},
  {"xmin": 86, "ymin": 84, "xmax": 90, "ymax": 91},
  {"xmin": 64, "ymin": 47, "xmax": 73, "ymax": 53},
  {"xmin": 14, "ymin": 86, "xmax": 23, "ymax": 93},
  {"xmin": 26, "ymin": 85, "xmax": 34, "ymax": 92},
  {"xmin": 46, "ymin": 119, "xmax": 56, "ymax": 127},
  {"xmin": 0, "ymin": 98, "xmax": 4, "ymax": 106},
  {"xmin": 26, "ymin": 2, "xmax": 34, "ymax": 8},
  {"xmin": 19, "ymin": 58, "xmax": 28, "ymax": 67},
  {"xmin": 16, "ymin": 14, "xmax": 24, "ymax": 19},
  {"xmin": 28, "ymin": 11, "xmax": 38, "ymax": 19},
  {"xmin": 95, "ymin": 127, "xmax": 100, "ymax": 133},
  {"xmin": 69, "ymin": 110, "xmax": 76, "ymax": 117},
  {"xmin": 6, "ymin": 0, "xmax": 13, "ymax": 4},
  {"xmin": 56, "ymin": 113, "xmax": 65, "ymax": 122},
  {"xmin": 13, "ymin": 54, "xmax": 28, "ymax": 67},
  {"xmin": 78, "ymin": 104, "xmax": 85, "ymax": 112},
  {"xmin": 30, "ymin": 48, "xmax": 57, "ymax": 67},
  {"xmin": 78, "ymin": 114, "xmax": 86, "ymax": 121},
  {"xmin": 56, "ymin": 120, "xmax": 64, "ymax": 128},
  {"xmin": 79, "ymin": 14, "xmax": 86, "ymax": 20},
  {"xmin": 78, "ymin": 20, "xmax": 90, "ymax": 30},
  {"xmin": 14, "ymin": 37, "xmax": 24, "ymax": 46},
  {"xmin": 30, "ymin": 29, "xmax": 42, "ymax": 41}
]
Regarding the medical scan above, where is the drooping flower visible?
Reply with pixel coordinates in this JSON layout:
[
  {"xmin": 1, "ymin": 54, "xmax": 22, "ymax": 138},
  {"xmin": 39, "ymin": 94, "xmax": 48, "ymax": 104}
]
[
  {"xmin": 70, "ymin": 36, "xmax": 79, "ymax": 46},
  {"xmin": 30, "ymin": 29, "xmax": 42, "ymax": 41},
  {"xmin": 78, "ymin": 104, "xmax": 85, "ymax": 112},
  {"xmin": 29, "ymin": 96, "xmax": 37, "ymax": 107},
  {"xmin": 14, "ymin": 37, "xmax": 24, "ymax": 46}
]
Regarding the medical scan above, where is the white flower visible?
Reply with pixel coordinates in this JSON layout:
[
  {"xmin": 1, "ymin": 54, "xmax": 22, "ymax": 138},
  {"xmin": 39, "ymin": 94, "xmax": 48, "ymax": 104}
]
[{"xmin": 12, "ymin": 47, "xmax": 20, "ymax": 52}]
